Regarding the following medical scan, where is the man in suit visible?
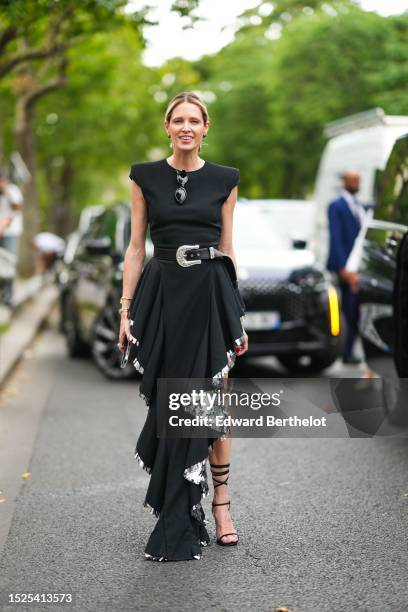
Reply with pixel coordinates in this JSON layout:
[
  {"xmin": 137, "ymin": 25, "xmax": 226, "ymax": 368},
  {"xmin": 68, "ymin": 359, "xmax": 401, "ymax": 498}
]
[{"xmin": 327, "ymin": 170, "xmax": 366, "ymax": 364}]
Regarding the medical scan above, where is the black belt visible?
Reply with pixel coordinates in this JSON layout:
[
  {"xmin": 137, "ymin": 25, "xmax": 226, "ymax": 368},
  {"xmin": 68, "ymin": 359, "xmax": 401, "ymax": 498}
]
[{"xmin": 153, "ymin": 244, "xmax": 238, "ymax": 288}]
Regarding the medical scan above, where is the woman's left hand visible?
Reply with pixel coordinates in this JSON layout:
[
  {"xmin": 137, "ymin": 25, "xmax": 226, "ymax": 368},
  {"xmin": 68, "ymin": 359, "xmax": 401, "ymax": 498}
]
[{"xmin": 235, "ymin": 333, "xmax": 248, "ymax": 356}]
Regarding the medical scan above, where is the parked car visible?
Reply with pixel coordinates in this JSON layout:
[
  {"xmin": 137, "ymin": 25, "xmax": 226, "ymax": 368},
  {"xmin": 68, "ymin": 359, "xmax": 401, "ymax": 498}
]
[
  {"xmin": 358, "ymin": 133, "xmax": 408, "ymax": 381},
  {"xmin": 62, "ymin": 205, "xmax": 106, "ymax": 267},
  {"xmin": 234, "ymin": 202, "xmax": 344, "ymax": 372},
  {"xmin": 238, "ymin": 198, "xmax": 317, "ymax": 253},
  {"xmin": 59, "ymin": 203, "xmax": 136, "ymax": 379},
  {"xmin": 57, "ymin": 205, "xmax": 106, "ymax": 333}
]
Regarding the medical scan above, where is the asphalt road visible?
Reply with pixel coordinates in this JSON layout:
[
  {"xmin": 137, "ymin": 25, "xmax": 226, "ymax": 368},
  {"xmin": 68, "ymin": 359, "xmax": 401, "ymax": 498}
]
[{"xmin": 0, "ymin": 309, "xmax": 407, "ymax": 612}]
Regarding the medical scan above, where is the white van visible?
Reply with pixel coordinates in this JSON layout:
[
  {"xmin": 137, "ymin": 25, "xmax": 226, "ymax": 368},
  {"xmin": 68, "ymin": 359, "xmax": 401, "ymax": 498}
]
[{"xmin": 313, "ymin": 108, "xmax": 408, "ymax": 265}]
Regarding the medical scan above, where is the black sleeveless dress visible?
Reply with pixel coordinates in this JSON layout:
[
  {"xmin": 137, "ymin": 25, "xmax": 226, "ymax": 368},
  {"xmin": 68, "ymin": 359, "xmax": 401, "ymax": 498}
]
[{"xmin": 126, "ymin": 158, "xmax": 246, "ymax": 561}]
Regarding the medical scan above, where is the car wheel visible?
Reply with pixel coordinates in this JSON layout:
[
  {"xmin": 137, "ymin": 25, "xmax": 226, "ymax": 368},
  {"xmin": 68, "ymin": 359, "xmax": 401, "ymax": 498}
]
[
  {"xmin": 91, "ymin": 301, "xmax": 139, "ymax": 380},
  {"xmin": 63, "ymin": 293, "xmax": 90, "ymax": 358},
  {"xmin": 278, "ymin": 349, "xmax": 339, "ymax": 374}
]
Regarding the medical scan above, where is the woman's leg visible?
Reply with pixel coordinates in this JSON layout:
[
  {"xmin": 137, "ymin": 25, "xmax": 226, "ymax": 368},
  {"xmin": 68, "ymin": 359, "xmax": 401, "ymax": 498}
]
[{"xmin": 208, "ymin": 373, "xmax": 238, "ymax": 544}]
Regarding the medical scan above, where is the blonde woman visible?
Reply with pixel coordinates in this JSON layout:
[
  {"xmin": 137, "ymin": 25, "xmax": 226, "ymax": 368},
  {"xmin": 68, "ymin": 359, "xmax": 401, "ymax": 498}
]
[{"xmin": 118, "ymin": 91, "xmax": 248, "ymax": 562}]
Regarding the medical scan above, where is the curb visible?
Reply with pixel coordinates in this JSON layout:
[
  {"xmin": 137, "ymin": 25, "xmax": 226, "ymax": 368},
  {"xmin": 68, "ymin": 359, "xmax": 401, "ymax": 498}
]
[{"xmin": 0, "ymin": 282, "xmax": 59, "ymax": 387}]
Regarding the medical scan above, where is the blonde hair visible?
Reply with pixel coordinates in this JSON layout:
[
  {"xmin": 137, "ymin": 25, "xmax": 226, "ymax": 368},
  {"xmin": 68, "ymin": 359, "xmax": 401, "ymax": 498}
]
[{"xmin": 164, "ymin": 91, "xmax": 209, "ymax": 124}]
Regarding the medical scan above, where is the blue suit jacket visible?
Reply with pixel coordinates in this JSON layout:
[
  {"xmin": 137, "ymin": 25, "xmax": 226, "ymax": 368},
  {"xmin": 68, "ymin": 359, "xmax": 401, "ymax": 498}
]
[{"xmin": 326, "ymin": 196, "xmax": 361, "ymax": 273}]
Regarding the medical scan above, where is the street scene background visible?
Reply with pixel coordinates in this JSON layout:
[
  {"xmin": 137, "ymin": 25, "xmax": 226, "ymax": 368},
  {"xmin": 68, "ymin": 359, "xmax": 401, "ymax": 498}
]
[{"xmin": 1, "ymin": 1, "xmax": 408, "ymax": 611}]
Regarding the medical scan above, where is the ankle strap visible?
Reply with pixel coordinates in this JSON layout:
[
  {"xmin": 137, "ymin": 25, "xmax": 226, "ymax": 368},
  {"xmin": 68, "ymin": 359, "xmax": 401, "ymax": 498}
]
[
  {"xmin": 209, "ymin": 463, "xmax": 230, "ymax": 468},
  {"xmin": 210, "ymin": 465, "xmax": 230, "ymax": 488},
  {"xmin": 210, "ymin": 469, "xmax": 229, "ymax": 476}
]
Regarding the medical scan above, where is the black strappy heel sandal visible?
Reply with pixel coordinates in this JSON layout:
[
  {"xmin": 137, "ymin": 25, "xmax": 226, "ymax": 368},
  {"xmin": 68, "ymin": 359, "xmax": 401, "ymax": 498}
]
[{"xmin": 210, "ymin": 462, "xmax": 239, "ymax": 547}]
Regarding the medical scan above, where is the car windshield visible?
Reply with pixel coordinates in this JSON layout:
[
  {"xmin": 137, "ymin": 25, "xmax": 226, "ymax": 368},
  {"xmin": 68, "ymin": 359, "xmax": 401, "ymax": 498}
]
[{"xmin": 234, "ymin": 203, "xmax": 315, "ymax": 250}]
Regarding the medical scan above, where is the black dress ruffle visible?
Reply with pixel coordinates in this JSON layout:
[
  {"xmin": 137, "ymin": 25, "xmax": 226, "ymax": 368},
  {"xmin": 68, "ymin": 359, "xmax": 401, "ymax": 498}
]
[{"xmin": 125, "ymin": 256, "xmax": 246, "ymax": 561}]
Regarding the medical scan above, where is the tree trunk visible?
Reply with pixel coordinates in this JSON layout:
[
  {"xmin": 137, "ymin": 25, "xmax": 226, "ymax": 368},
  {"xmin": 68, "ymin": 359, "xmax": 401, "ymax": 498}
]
[
  {"xmin": 55, "ymin": 161, "xmax": 75, "ymax": 237},
  {"xmin": 44, "ymin": 159, "xmax": 75, "ymax": 237},
  {"xmin": 0, "ymin": 115, "xmax": 5, "ymax": 167},
  {"xmin": 14, "ymin": 95, "xmax": 39, "ymax": 277},
  {"xmin": 11, "ymin": 34, "xmax": 68, "ymax": 276}
]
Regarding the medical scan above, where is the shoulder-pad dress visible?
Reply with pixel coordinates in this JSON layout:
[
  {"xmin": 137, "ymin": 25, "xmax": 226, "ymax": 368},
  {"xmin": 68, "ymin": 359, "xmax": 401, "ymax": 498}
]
[{"xmin": 126, "ymin": 158, "xmax": 246, "ymax": 561}]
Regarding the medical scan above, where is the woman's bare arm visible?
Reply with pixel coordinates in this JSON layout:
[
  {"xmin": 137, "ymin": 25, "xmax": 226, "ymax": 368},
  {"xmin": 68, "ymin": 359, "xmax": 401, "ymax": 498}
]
[
  {"xmin": 218, "ymin": 184, "xmax": 248, "ymax": 354},
  {"xmin": 118, "ymin": 179, "xmax": 147, "ymax": 351},
  {"xmin": 218, "ymin": 185, "xmax": 238, "ymax": 271},
  {"xmin": 122, "ymin": 180, "xmax": 148, "ymax": 298}
]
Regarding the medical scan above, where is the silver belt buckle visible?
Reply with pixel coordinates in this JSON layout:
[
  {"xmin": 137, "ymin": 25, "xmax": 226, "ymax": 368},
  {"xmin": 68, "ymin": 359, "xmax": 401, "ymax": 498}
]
[{"xmin": 176, "ymin": 244, "xmax": 201, "ymax": 267}]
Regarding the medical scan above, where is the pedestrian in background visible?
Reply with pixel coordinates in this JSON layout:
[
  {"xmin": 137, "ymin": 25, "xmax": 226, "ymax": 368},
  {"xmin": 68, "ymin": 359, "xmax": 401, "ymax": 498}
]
[
  {"xmin": 34, "ymin": 232, "xmax": 66, "ymax": 274},
  {"xmin": 327, "ymin": 170, "xmax": 366, "ymax": 364},
  {"xmin": 0, "ymin": 169, "xmax": 24, "ymax": 306}
]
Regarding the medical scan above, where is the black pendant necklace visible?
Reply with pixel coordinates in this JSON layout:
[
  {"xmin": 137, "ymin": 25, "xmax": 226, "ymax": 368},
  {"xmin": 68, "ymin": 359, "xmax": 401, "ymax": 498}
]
[{"xmin": 174, "ymin": 170, "xmax": 189, "ymax": 205}]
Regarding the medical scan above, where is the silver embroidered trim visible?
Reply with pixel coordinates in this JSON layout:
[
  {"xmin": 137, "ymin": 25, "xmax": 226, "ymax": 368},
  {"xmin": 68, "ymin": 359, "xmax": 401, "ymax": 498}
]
[
  {"xmin": 145, "ymin": 553, "xmax": 168, "ymax": 562},
  {"xmin": 192, "ymin": 502, "xmax": 209, "ymax": 526},
  {"xmin": 212, "ymin": 329, "xmax": 246, "ymax": 382},
  {"xmin": 143, "ymin": 500, "xmax": 160, "ymax": 518},
  {"xmin": 134, "ymin": 450, "xmax": 152, "ymax": 474},
  {"xmin": 139, "ymin": 390, "xmax": 150, "ymax": 405},
  {"xmin": 175, "ymin": 388, "xmax": 229, "ymax": 437},
  {"xmin": 133, "ymin": 357, "xmax": 144, "ymax": 374},
  {"xmin": 184, "ymin": 459, "xmax": 210, "ymax": 500},
  {"xmin": 145, "ymin": 552, "xmax": 201, "ymax": 561}
]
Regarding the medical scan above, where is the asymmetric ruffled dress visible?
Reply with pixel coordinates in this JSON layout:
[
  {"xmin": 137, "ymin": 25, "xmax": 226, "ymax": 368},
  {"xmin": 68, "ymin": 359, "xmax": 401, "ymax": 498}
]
[{"xmin": 126, "ymin": 158, "xmax": 246, "ymax": 561}]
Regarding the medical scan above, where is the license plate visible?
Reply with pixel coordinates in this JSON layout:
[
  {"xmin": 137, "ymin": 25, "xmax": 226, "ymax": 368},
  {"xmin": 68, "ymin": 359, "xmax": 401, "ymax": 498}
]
[{"xmin": 244, "ymin": 311, "xmax": 281, "ymax": 331}]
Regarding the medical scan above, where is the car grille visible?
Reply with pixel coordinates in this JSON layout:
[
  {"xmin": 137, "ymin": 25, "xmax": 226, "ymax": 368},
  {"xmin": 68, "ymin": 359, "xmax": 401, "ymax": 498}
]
[{"xmin": 238, "ymin": 279, "xmax": 308, "ymax": 321}]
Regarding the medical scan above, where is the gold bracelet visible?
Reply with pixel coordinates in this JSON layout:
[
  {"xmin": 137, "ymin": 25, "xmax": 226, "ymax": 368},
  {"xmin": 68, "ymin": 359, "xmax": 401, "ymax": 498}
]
[
  {"xmin": 118, "ymin": 307, "xmax": 130, "ymax": 315},
  {"xmin": 120, "ymin": 296, "xmax": 132, "ymax": 301}
]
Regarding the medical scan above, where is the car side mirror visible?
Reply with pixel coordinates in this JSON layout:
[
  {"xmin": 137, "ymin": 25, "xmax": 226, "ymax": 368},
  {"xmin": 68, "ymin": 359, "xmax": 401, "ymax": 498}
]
[{"xmin": 84, "ymin": 236, "xmax": 112, "ymax": 255}]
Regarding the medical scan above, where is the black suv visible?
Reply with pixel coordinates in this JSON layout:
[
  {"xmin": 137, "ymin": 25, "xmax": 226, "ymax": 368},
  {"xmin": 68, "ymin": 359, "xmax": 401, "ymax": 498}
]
[{"xmin": 358, "ymin": 133, "xmax": 408, "ymax": 380}]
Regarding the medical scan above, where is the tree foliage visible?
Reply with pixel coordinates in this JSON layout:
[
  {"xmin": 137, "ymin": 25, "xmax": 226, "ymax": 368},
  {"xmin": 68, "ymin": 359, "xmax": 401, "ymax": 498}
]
[
  {"xmin": 0, "ymin": 0, "xmax": 407, "ymax": 237},
  {"xmin": 193, "ymin": 4, "xmax": 408, "ymax": 197}
]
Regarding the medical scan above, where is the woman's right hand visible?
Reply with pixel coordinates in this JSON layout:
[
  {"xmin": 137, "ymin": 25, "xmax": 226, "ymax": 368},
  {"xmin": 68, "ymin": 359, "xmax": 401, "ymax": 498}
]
[{"xmin": 118, "ymin": 314, "xmax": 137, "ymax": 353}]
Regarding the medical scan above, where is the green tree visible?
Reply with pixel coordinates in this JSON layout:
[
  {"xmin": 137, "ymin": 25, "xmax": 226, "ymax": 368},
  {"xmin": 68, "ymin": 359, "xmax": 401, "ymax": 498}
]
[
  {"xmin": 35, "ymin": 26, "xmax": 158, "ymax": 236},
  {"xmin": 192, "ymin": 4, "xmax": 408, "ymax": 198},
  {"xmin": 0, "ymin": 0, "xmax": 146, "ymax": 273},
  {"xmin": 263, "ymin": 6, "xmax": 408, "ymax": 196}
]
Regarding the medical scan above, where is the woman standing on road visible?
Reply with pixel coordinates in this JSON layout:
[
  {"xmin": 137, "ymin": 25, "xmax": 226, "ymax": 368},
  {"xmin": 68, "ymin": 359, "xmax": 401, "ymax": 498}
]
[{"xmin": 117, "ymin": 91, "xmax": 248, "ymax": 562}]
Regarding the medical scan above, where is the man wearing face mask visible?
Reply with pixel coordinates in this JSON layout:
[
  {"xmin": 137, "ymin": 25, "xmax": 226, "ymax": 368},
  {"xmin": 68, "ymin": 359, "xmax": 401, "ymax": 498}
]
[
  {"xmin": 327, "ymin": 170, "xmax": 366, "ymax": 365},
  {"xmin": 0, "ymin": 169, "xmax": 24, "ymax": 306}
]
